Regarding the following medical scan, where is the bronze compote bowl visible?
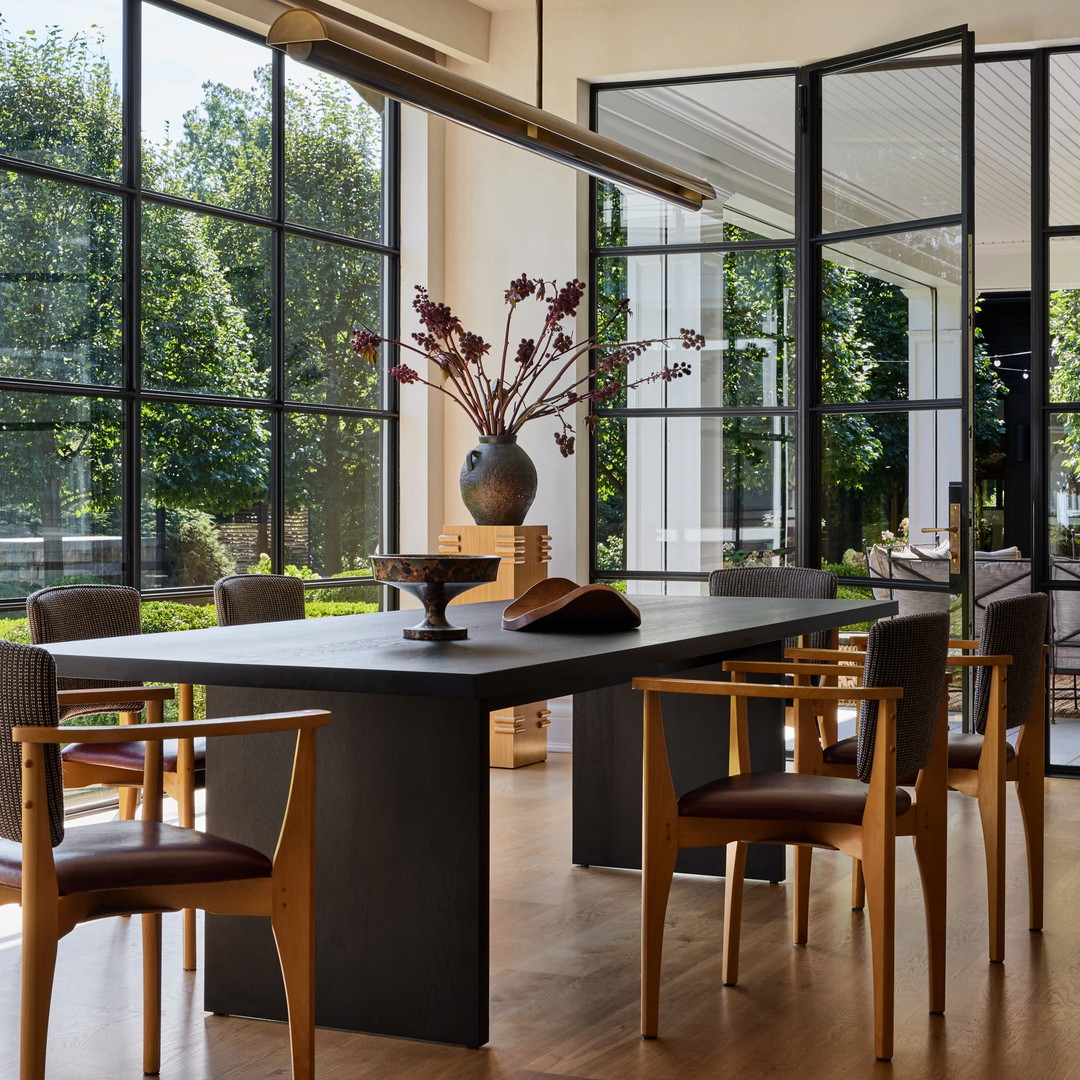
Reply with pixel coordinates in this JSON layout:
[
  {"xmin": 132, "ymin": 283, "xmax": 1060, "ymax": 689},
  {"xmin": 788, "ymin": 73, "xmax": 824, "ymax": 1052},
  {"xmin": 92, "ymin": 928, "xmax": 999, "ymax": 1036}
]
[{"xmin": 371, "ymin": 554, "xmax": 502, "ymax": 640}]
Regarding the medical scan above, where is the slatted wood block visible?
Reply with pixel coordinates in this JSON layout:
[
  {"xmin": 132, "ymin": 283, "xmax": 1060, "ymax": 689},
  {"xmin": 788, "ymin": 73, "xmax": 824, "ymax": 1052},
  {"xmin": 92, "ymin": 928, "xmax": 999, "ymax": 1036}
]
[{"xmin": 439, "ymin": 524, "xmax": 553, "ymax": 768}]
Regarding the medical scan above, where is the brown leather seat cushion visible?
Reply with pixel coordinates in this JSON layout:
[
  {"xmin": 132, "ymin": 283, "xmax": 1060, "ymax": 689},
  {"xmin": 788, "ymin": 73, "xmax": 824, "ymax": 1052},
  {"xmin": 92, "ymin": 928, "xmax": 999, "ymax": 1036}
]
[
  {"xmin": 62, "ymin": 737, "xmax": 206, "ymax": 775},
  {"xmin": 820, "ymin": 737, "xmax": 920, "ymax": 785},
  {"xmin": 0, "ymin": 821, "xmax": 270, "ymax": 895},
  {"xmin": 678, "ymin": 771, "xmax": 911, "ymax": 824},
  {"xmin": 947, "ymin": 732, "xmax": 1015, "ymax": 770}
]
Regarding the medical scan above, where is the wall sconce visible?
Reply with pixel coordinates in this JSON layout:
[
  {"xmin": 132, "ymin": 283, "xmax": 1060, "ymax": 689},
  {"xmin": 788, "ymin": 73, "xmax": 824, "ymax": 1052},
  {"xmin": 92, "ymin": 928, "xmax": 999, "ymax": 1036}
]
[{"xmin": 267, "ymin": 8, "xmax": 716, "ymax": 211}]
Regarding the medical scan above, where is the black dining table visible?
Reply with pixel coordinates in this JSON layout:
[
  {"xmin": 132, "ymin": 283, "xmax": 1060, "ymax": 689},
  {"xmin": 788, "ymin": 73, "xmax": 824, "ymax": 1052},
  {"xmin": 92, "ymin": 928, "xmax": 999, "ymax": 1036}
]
[{"xmin": 42, "ymin": 592, "xmax": 894, "ymax": 1048}]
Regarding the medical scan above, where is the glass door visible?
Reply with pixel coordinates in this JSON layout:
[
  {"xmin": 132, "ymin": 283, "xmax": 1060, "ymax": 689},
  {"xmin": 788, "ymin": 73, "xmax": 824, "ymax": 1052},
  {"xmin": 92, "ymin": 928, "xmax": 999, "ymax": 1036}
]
[{"xmin": 798, "ymin": 28, "xmax": 976, "ymax": 665}]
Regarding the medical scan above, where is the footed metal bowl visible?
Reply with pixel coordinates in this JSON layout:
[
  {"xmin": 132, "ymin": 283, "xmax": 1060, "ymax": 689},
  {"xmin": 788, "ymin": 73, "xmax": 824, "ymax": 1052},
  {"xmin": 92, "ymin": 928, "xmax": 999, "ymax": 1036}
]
[{"xmin": 371, "ymin": 554, "xmax": 501, "ymax": 640}]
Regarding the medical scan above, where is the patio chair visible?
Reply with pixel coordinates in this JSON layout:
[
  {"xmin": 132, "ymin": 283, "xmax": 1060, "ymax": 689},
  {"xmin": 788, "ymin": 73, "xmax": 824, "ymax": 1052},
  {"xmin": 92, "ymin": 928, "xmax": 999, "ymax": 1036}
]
[
  {"xmin": 26, "ymin": 583, "xmax": 203, "ymax": 970},
  {"xmin": 214, "ymin": 573, "xmax": 306, "ymax": 626},
  {"xmin": 0, "ymin": 639, "xmax": 327, "ymax": 1080},
  {"xmin": 638, "ymin": 610, "xmax": 951, "ymax": 1061}
]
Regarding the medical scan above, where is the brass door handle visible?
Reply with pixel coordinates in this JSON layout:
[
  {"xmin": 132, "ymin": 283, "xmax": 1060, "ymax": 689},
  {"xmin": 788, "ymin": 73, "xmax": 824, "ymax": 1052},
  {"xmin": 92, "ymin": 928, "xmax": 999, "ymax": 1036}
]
[{"xmin": 921, "ymin": 526, "xmax": 958, "ymax": 533}]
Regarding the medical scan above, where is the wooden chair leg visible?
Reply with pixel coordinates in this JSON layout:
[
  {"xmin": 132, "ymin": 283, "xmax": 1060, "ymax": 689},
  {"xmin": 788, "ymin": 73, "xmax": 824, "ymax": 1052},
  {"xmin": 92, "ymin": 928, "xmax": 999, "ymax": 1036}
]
[
  {"xmin": 817, "ymin": 699, "xmax": 838, "ymax": 750},
  {"xmin": 861, "ymin": 840, "xmax": 895, "ymax": 1062},
  {"xmin": 912, "ymin": 827, "xmax": 947, "ymax": 1015},
  {"xmin": 793, "ymin": 845, "xmax": 811, "ymax": 946},
  {"xmin": 1015, "ymin": 769, "xmax": 1044, "ymax": 933},
  {"xmin": 20, "ymin": 904, "xmax": 58, "ymax": 1080},
  {"xmin": 272, "ymin": 885, "xmax": 315, "ymax": 1079},
  {"xmin": 722, "ymin": 841, "xmax": 747, "ymax": 986},
  {"xmin": 851, "ymin": 858, "xmax": 865, "ymax": 910},
  {"xmin": 641, "ymin": 829, "xmax": 678, "ymax": 1036},
  {"xmin": 978, "ymin": 776, "xmax": 1007, "ymax": 963},
  {"xmin": 142, "ymin": 913, "xmax": 162, "ymax": 1076}
]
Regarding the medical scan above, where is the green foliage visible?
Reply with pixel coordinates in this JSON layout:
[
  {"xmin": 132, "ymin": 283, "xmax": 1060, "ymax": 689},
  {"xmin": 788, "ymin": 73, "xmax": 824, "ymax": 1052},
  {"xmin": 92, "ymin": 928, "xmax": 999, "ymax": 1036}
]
[
  {"xmin": 140, "ymin": 601, "xmax": 218, "ymax": 634},
  {"xmin": 0, "ymin": 617, "xmax": 30, "ymax": 643},
  {"xmin": 305, "ymin": 600, "xmax": 378, "ymax": 618},
  {"xmin": 145, "ymin": 509, "xmax": 237, "ymax": 588}
]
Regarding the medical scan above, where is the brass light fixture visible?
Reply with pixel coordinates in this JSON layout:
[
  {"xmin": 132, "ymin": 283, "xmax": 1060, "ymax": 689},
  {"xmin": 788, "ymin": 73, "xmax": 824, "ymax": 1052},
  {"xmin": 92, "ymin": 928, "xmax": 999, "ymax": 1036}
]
[{"xmin": 266, "ymin": 8, "xmax": 716, "ymax": 211}]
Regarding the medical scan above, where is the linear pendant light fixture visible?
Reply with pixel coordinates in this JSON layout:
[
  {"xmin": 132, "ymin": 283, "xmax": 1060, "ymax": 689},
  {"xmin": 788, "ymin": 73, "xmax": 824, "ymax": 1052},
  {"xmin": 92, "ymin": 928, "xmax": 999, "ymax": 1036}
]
[{"xmin": 266, "ymin": 8, "xmax": 716, "ymax": 211}]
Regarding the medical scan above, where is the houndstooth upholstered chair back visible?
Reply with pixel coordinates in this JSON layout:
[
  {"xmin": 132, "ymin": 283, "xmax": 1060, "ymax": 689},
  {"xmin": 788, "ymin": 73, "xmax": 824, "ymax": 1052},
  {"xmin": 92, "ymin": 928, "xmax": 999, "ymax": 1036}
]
[
  {"xmin": 709, "ymin": 565, "xmax": 839, "ymax": 651},
  {"xmin": 973, "ymin": 592, "xmax": 1048, "ymax": 734},
  {"xmin": 855, "ymin": 610, "xmax": 950, "ymax": 783},
  {"xmin": 26, "ymin": 584, "xmax": 146, "ymax": 720},
  {"xmin": 213, "ymin": 573, "xmax": 306, "ymax": 627},
  {"xmin": 0, "ymin": 641, "xmax": 65, "ymax": 846}
]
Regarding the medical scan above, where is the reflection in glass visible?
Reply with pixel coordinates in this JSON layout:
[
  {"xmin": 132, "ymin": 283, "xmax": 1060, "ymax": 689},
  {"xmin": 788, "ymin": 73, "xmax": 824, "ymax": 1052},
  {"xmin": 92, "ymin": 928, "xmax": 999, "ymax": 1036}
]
[
  {"xmin": 595, "ymin": 249, "xmax": 794, "ymax": 410},
  {"xmin": 142, "ymin": 4, "xmax": 270, "ymax": 214},
  {"xmin": 594, "ymin": 74, "xmax": 796, "ymax": 246},
  {"xmin": 0, "ymin": 392, "xmax": 123, "ymax": 592},
  {"xmin": 593, "ymin": 415, "xmax": 794, "ymax": 575},
  {"xmin": 141, "ymin": 204, "xmax": 270, "ymax": 397},
  {"xmin": 0, "ymin": 1, "xmax": 122, "ymax": 180},
  {"xmin": 821, "ymin": 42, "xmax": 962, "ymax": 233},
  {"xmin": 285, "ymin": 237, "xmax": 383, "ymax": 407},
  {"xmin": 285, "ymin": 59, "xmax": 385, "ymax": 243},
  {"xmin": 284, "ymin": 413, "xmax": 381, "ymax": 577},
  {"xmin": 821, "ymin": 409, "xmax": 962, "ymax": 564},
  {"xmin": 0, "ymin": 172, "xmax": 122, "ymax": 384},
  {"xmin": 821, "ymin": 227, "xmax": 962, "ymax": 403},
  {"xmin": 1050, "ymin": 52, "xmax": 1080, "ymax": 227},
  {"xmin": 140, "ymin": 402, "xmax": 270, "ymax": 589}
]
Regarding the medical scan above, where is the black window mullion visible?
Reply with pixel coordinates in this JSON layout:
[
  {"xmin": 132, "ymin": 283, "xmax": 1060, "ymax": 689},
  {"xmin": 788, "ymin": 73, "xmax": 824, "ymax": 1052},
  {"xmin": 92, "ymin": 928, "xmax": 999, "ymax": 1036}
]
[
  {"xmin": 271, "ymin": 46, "xmax": 286, "ymax": 574},
  {"xmin": 1032, "ymin": 50, "xmax": 1050, "ymax": 594}
]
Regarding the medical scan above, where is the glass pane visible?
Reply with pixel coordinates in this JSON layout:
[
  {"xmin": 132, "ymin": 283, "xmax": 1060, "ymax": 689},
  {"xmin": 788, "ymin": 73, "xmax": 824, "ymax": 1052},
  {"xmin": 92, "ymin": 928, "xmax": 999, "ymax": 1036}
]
[
  {"xmin": 821, "ymin": 41, "xmax": 962, "ymax": 233},
  {"xmin": 285, "ymin": 59, "xmax": 386, "ymax": 243},
  {"xmin": 0, "ymin": 172, "xmax": 122, "ymax": 384},
  {"xmin": 594, "ymin": 415, "xmax": 795, "ymax": 575},
  {"xmin": 284, "ymin": 413, "xmax": 382, "ymax": 577},
  {"xmin": 595, "ymin": 250, "xmax": 793, "ymax": 410},
  {"xmin": 1048, "ymin": 237, "xmax": 1080, "ymax": 403},
  {"xmin": 821, "ymin": 227, "xmax": 963, "ymax": 403},
  {"xmin": 975, "ymin": 60, "xmax": 1031, "ymax": 290},
  {"xmin": 140, "ymin": 403, "xmax": 270, "ymax": 589},
  {"xmin": 0, "ymin": 392, "xmax": 123, "ymax": 594},
  {"xmin": 1050, "ymin": 52, "xmax": 1080, "ymax": 227},
  {"xmin": 141, "ymin": 203, "xmax": 270, "ymax": 397},
  {"xmin": 0, "ymin": 1, "xmax": 123, "ymax": 180},
  {"xmin": 1049, "ymin": 413, "xmax": 1080, "ymax": 562},
  {"xmin": 820, "ymin": 409, "xmax": 962, "ymax": 564},
  {"xmin": 141, "ymin": 4, "xmax": 271, "ymax": 215},
  {"xmin": 594, "ymin": 74, "xmax": 796, "ymax": 246},
  {"xmin": 284, "ymin": 237, "xmax": 383, "ymax": 407}
]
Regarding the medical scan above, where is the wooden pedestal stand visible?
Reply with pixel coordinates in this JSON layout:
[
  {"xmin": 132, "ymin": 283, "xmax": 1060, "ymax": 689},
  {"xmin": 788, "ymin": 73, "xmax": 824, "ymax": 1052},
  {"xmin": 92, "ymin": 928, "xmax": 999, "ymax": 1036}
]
[{"xmin": 439, "ymin": 524, "xmax": 552, "ymax": 768}]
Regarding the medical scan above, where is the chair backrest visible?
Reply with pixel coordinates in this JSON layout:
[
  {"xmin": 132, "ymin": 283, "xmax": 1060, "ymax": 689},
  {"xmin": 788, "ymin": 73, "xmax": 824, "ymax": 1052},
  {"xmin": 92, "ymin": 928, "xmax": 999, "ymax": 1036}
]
[
  {"xmin": 856, "ymin": 610, "xmax": 950, "ymax": 783},
  {"xmin": 973, "ymin": 592, "xmax": 1048, "ymax": 734},
  {"xmin": 214, "ymin": 574, "xmax": 306, "ymax": 627},
  {"xmin": 709, "ymin": 566, "xmax": 838, "ymax": 650},
  {"xmin": 26, "ymin": 584, "xmax": 145, "ymax": 711},
  {"xmin": 0, "ymin": 641, "xmax": 65, "ymax": 846}
]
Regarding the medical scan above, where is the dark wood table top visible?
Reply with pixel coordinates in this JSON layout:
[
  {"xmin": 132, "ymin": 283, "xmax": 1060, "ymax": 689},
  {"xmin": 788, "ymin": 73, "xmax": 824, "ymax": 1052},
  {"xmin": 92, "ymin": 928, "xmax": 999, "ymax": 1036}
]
[{"xmin": 42, "ymin": 595, "xmax": 895, "ymax": 708}]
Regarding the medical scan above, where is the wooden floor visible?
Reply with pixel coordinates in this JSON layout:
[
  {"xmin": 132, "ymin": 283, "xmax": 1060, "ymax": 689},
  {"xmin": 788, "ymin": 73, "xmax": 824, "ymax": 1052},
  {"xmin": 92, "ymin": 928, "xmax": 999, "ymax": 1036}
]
[{"xmin": 3, "ymin": 753, "xmax": 1080, "ymax": 1079}]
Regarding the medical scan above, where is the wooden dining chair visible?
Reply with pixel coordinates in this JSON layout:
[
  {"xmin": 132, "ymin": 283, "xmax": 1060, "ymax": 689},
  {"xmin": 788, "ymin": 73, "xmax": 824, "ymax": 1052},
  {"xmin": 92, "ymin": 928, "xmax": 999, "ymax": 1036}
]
[
  {"xmin": 784, "ymin": 591, "xmax": 1048, "ymax": 963},
  {"xmin": 638, "ymin": 610, "xmax": 950, "ymax": 1062},
  {"xmin": 710, "ymin": 565, "xmax": 842, "ymax": 744},
  {"xmin": 26, "ymin": 583, "xmax": 203, "ymax": 971},
  {"xmin": 213, "ymin": 573, "xmax": 306, "ymax": 626},
  {"xmin": 0, "ymin": 639, "xmax": 328, "ymax": 1080}
]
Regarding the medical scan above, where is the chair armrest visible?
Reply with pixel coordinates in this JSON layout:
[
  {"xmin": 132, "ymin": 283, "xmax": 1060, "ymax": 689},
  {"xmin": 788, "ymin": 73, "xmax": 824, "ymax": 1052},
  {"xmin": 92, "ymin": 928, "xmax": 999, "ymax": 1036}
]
[
  {"xmin": 56, "ymin": 686, "xmax": 174, "ymax": 706},
  {"xmin": 949, "ymin": 639, "xmax": 979, "ymax": 650},
  {"xmin": 785, "ymin": 647, "xmax": 865, "ymax": 663},
  {"xmin": 631, "ymin": 676, "xmax": 901, "ymax": 701},
  {"xmin": 723, "ymin": 660, "xmax": 862, "ymax": 678},
  {"xmin": 13, "ymin": 710, "xmax": 331, "ymax": 744},
  {"xmin": 947, "ymin": 654, "xmax": 1012, "ymax": 668}
]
